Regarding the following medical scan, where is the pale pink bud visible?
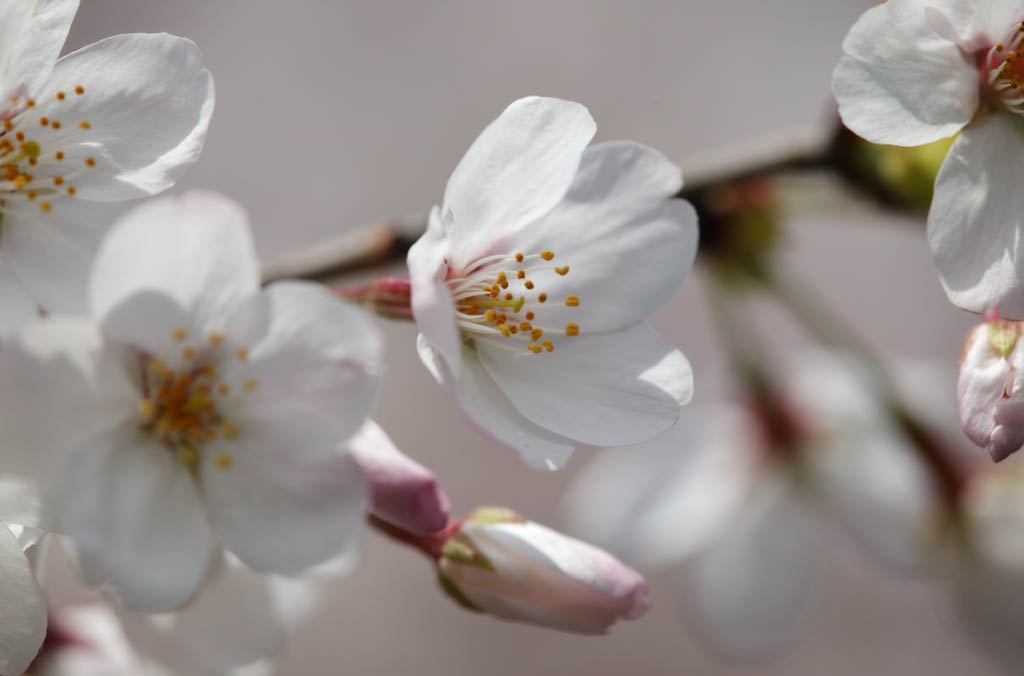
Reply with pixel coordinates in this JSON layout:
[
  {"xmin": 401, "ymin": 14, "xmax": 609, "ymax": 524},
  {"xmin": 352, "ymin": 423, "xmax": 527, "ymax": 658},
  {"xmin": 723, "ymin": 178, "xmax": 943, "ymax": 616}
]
[
  {"xmin": 958, "ymin": 319, "xmax": 1024, "ymax": 462},
  {"xmin": 348, "ymin": 421, "xmax": 450, "ymax": 534},
  {"xmin": 437, "ymin": 507, "xmax": 650, "ymax": 634}
]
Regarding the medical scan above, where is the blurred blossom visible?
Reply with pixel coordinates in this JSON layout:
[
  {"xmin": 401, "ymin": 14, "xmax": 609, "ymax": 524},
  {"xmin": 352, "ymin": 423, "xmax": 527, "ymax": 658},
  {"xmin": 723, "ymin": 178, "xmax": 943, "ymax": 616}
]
[
  {"xmin": 31, "ymin": 605, "xmax": 173, "ymax": 676},
  {"xmin": 0, "ymin": 191, "xmax": 379, "ymax": 612},
  {"xmin": 833, "ymin": 0, "xmax": 1024, "ymax": 317},
  {"xmin": 408, "ymin": 96, "xmax": 696, "ymax": 470},
  {"xmin": 0, "ymin": 0, "xmax": 215, "ymax": 333},
  {"xmin": 563, "ymin": 351, "xmax": 945, "ymax": 659},
  {"xmin": 958, "ymin": 317, "xmax": 1024, "ymax": 461},
  {"xmin": 954, "ymin": 462, "xmax": 1024, "ymax": 671},
  {"xmin": 437, "ymin": 507, "xmax": 649, "ymax": 635},
  {"xmin": 0, "ymin": 477, "xmax": 52, "ymax": 676},
  {"xmin": 348, "ymin": 420, "xmax": 451, "ymax": 534}
]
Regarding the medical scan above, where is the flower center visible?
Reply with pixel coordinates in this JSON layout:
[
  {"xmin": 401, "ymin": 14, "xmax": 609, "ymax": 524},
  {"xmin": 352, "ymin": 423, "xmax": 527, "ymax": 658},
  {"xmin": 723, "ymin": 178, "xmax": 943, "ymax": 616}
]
[
  {"xmin": 0, "ymin": 85, "xmax": 96, "ymax": 219},
  {"xmin": 135, "ymin": 328, "xmax": 260, "ymax": 474},
  {"xmin": 448, "ymin": 250, "xmax": 580, "ymax": 355},
  {"xmin": 982, "ymin": 24, "xmax": 1024, "ymax": 115}
]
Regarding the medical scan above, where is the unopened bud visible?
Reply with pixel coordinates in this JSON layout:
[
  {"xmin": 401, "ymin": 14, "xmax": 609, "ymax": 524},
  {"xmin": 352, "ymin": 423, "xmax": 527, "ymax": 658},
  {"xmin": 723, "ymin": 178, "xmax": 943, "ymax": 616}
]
[
  {"xmin": 436, "ymin": 507, "xmax": 650, "ymax": 634},
  {"xmin": 959, "ymin": 318, "xmax": 1024, "ymax": 462},
  {"xmin": 348, "ymin": 421, "xmax": 450, "ymax": 534}
]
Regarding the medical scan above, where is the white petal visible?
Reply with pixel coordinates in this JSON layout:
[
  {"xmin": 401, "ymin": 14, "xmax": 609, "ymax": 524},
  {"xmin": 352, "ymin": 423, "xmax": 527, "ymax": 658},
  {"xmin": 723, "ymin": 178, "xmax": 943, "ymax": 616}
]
[
  {"xmin": 416, "ymin": 335, "xmax": 575, "ymax": 470},
  {"xmin": 833, "ymin": 0, "xmax": 976, "ymax": 146},
  {"xmin": 686, "ymin": 473, "xmax": 823, "ymax": 661},
  {"xmin": 407, "ymin": 206, "xmax": 462, "ymax": 377},
  {"xmin": 0, "ymin": 0, "xmax": 78, "ymax": 96},
  {"xmin": 31, "ymin": 32, "xmax": 214, "ymax": 200},
  {"xmin": 478, "ymin": 323, "xmax": 692, "ymax": 446},
  {"xmin": 561, "ymin": 406, "xmax": 759, "ymax": 569},
  {"xmin": 90, "ymin": 190, "xmax": 260, "ymax": 334},
  {"xmin": 220, "ymin": 280, "xmax": 382, "ymax": 461},
  {"xmin": 1, "ymin": 199, "xmax": 125, "ymax": 315},
  {"xmin": 59, "ymin": 424, "xmax": 215, "ymax": 611},
  {"xmin": 0, "ymin": 318, "xmax": 137, "ymax": 479},
  {"xmin": 0, "ymin": 524, "xmax": 46, "ymax": 676},
  {"xmin": 201, "ymin": 440, "xmax": 367, "ymax": 576},
  {"xmin": 928, "ymin": 115, "xmax": 1024, "ymax": 317},
  {"xmin": 443, "ymin": 96, "xmax": 595, "ymax": 269},
  {"xmin": 122, "ymin": 556, "xmax": 313, "ymax": 676},
  {"xmin": 509, "ymin": 141, "xmax": 698, "ymax": 333},
  {"xmin": 0, "ymin": 475, "xmax": 54, "ymax": 548},
  {"xmin": 0, "ymin": 257, "xmax": 38, "ymax": 336}
]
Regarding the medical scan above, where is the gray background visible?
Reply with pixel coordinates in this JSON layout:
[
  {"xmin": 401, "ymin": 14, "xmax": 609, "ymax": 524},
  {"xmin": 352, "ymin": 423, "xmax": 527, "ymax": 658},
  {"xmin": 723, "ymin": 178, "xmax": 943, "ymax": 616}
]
[{"xmin": 52, "ymin": 1, "xmax": 1001, "ymax": 674}]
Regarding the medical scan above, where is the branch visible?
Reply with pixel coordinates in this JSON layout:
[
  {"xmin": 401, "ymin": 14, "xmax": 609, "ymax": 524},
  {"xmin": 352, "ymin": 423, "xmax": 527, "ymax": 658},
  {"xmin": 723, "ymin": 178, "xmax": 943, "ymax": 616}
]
[{"xmin": 260, "ymin": 124, "xmax": 837, "ymax": 285}]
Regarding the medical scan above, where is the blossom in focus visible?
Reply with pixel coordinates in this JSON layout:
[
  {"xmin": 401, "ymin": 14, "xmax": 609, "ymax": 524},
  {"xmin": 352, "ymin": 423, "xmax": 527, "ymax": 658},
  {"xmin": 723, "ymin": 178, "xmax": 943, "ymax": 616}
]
[
  {"xmin": 832, "ymin": 0, "xmax": 1024, "ymax": 317},
  {"xmin": 958, "ymin": 316, "xmax": 1024, "ymax": 461},
  {"xmin": 437, "ymin": 507, "xmax": 650, "ymax": 635},
  {"xmin": 408, "ymin": 96, "xmax": 696, "ymax": 470},
  {"xmin": 0, "ymin": 190, "xmax": 380, "ymax": 612},
  {"xmin": 348, "ymin": 420, "xmax": 450, "ymax": 534},
  {"xmin": 0, "ymin": 0, "xmax": 215, "ymax": 331},
  {"xmin": 563, "ymin": 352, "xmax": 945, "ymax": 659},
  {"xmin": 0, "ymin": 477, "xmax": 52, "ymax": 676}
]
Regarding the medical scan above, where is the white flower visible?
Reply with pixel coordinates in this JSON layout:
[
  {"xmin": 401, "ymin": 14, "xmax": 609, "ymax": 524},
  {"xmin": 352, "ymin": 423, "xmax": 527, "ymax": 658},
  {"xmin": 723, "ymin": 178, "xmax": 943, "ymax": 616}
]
[
  {"xmin": 958, "ymin": 317, "xmax": 1024, "ymax": 461},
  {"xmin": 0, "ymin": 0, "xmax": 215, "ymax": 331},
  {"xmin": 563, "ymin": 352, "xmax": 944, "ymax": 659},
  {"xmin": 0, "ymin": 190, "xmax": 380, "ymax": 612},
  {"xmin": 833, "ymin": 0, "xmax": 1024, "ymax": 317},
  {"xmin": 0, "ymin": 476, "xmax": 53, "ymax": 676},
  {"xmin": 438, "ymin": 507, "xmax": 649, "ymax": 635},
  {"xmin": 408, "ymin": 96, "xmax": 697, "ymax": 470}
]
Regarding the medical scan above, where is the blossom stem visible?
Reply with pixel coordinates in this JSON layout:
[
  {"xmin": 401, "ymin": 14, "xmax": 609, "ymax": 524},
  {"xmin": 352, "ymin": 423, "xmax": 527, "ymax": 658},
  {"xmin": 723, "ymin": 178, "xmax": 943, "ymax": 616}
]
[
  {"xmin": 367, "ymin": 514, "xmax": 462, "ymax": 561},
  {"xmin": 332, "ymin": 277, "xmax": 414, "ymax": 320}
]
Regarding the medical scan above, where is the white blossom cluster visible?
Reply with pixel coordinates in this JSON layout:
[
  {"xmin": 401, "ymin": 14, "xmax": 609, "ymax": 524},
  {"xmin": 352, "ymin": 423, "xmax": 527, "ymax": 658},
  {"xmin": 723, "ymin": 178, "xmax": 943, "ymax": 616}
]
[{"xmin": 0, "ymin": 1, "xmax": 698, "ymax": 673}]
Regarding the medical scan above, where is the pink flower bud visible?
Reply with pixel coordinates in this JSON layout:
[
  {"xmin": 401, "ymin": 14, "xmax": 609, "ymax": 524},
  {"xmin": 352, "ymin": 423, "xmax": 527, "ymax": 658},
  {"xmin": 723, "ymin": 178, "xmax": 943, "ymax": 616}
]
[
  {"xmin": 437, "ymin": 507, "xmax": 650, "ymax": 634},
  {"xmin": 959, "ymin": 319, "xmax": 1024, "ymax": 462},
  {"xmin": 348, "ymin": 421, "xmax": 451, "ymax": 534}
]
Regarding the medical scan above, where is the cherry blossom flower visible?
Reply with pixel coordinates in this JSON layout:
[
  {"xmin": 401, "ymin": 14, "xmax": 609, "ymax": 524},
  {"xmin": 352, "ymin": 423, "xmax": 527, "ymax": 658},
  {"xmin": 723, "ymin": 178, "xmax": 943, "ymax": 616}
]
[
  {"xmin": 833, "ymin": 0, "xmax": 1024, "ymax": 317},
  {"xmin": 0, "ymin": 0, "xmax": 215, "ymax": 331},
  {"xmin": 437, "ymin": 507, "xmax": 649, "ymax": 635},
  {"xmin": 0, "ymin": 476, "xmax": 52, "ymax": 676},
  {"xmin": 958, "ymin": 315, "xmax": 1024, "ymax": 461},
  {"xmin": 0, "ymin": 190, "xmax": 380, "ymax": 612},
  {"xmin": 563, "ymin": 352, "xmax": 946, "ymax": 659},
  {"xmin": 408, "ymin": 96, "xmax": 697, "ymax": 470}
]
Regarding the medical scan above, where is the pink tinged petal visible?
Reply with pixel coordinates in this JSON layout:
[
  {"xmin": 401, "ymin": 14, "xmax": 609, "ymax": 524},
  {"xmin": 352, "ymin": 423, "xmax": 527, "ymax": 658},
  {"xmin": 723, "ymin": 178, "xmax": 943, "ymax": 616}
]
[
  {"xmin": 958, "ymin": 324, "xmax": 1013, "ymax": 450},
  {"xmin": 416, "ymin": 335, "xmax": 575, "ymax": 470},
  {"xmin": 348, "ymin": 420, "xmax": 450, "ymax": 534},
  {"xmin": 58, "ymin": 424, "xmax": 216, "ymax": 612},
  {"xmin": 0, "ymin": 257, "xmax": 38, "ymax": 337},
  {"xmin": 929, "ymin": 116, "xmax": 1024, "ymax": 317},
  {"xmin": 442, "ymin": 96, "xmax": 596, "ymax": 269},
  {"xmin": 511, "ymin": 141, "xmax": 699, "ymax": 333},
  {"xmin": 1, "ymin": 200, "xmax": 124, "ymax": 316},
  {"xmin": 0, "ymin": 0, "xmax": 78, "ymax": 97},
  {"xmin": 989, "ymin": 399, "xmax": 1024, "ymax": 461},
  {"xmin": 686, "ymin": 473, "xmax": 824, "ymax": 661},
  {"xmin": 220, "ymin": 281, "xmax": 382, "ymax": 461},
  {"xmin": 201, "ymin": 438, "xmax": 368, "ymax": 576},
  {"xmin": 32, "ymin": 32, "xmax": 214, "ymax": 200},
  {"xmin": 408, "ymin": 206, "xmax": 462, "ymax": 377},
  {"xmin": 90, "ymin": 190, "xmax": 260, "ymax": 335},
  {"xmin": 832, "ymin": 0, "xmax": 977, "ymax": 146},
  {"xmin": 444, "ymin": 520, "xmax": 649, "ymax": 634},
  {"xmin": 478, "ymin": 323, "xmax": 693, "ymax": 447},
  {"xmin": 0, "ymin": 318, "xmax": 137, "ymax": 480},
  {"xmin": 561, "ymin": 407, "xmax": 760, "ymax": 569},
  {"xmin": 0, "ymin": 524, "xmax": 46, "ymax": 676}
]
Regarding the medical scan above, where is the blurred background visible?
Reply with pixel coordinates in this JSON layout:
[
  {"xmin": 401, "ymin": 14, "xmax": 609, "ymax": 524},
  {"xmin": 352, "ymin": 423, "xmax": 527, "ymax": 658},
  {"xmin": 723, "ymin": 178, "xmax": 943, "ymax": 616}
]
[{"xmin": 49, "ymin": 1, "xmax": 995, "ymax": 673}]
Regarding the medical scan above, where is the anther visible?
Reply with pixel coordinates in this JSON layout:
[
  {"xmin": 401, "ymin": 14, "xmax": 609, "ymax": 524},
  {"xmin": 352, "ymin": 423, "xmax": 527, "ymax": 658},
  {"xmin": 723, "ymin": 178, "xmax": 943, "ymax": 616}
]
[
  {"xmin": 528, "ymin": 343, "xmax": 543, "ymax": 353},
  {"xmin": 172, "ymin": 328, "xmax": 188, "ymax": 342},
  {"xmin": 79, "ymin": 121, "xmax": 90, "ymax": 129},
  {"xmin": 565, "ymin": 323, "xmax": 579, "ymax": 336},
  {"xmin": 541, "ymin": 340, "xmax": 554, "ymax": 352},
  {"xmin": 38, "ymin": 201, "xmax": 51, "ymax": 212},
  {"xmin": 565, "ymin": 295, "xmax": 579, "ymax": 306},
  {"xmin": 74, "ymin": 86, "xmax": 84, "ymax": 95},
  {"xmin": 243, "ymin": 378, "xmax": 259, "ymax": 392},
  {"xmin": 182, "ymin": 347, "xmax": 196, "ymax": 360},
  {"xmin": 85, "ymin": 157, "xmax": 96, "ymax": 167},
  {"xmin": 515, "ymin": 253, "xmax": 524, "ymax": 262},
  {"xmin": 538, "ymin": 293, "xmax": 547, "ymax": 303},
  {"xmin": 207, "ymin": 332, "xmax": 223, "ymax": 345},
  {"xmin": 56, "ymin": 91, "xmax": 65, "ymax": 100},
  {"xmin": 235, "ymin": 347, "xmax": 248, "ymax": 360},
  {"xmin": 517, "ymin": 270, "xmax": 526, "ymax": 279},
  {"xmin": 540, "ymin": 251, "xmax": 554, "ymax": 261},
  {"xmin": 555, "ymin": 265, "xmax": 569, "ymax": 276},
  {"xmin": 524, "ymin": 281, "xmax": 534, "ymax": 289},
  {"xmin": 531, "ymin": 328, "xmax": 543, "ymax": 341},
  {"xmin": 215, "ymin": 454, "xmax": 234, "ymax": 470}
]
